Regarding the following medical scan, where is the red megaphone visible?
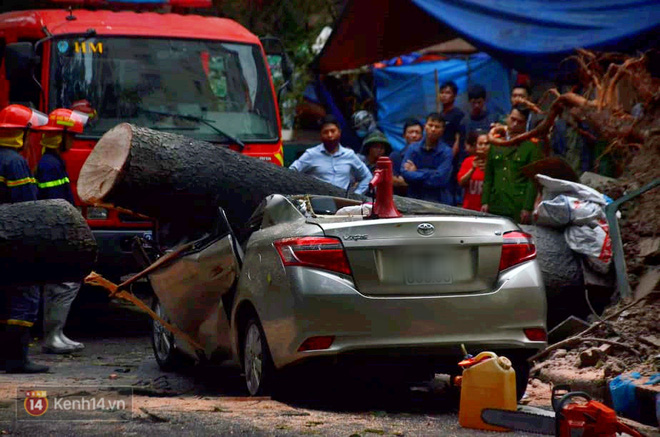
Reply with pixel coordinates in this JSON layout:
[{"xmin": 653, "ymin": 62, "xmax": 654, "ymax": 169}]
[{"xmin": 368, "ymin": 157, "xmax": 402, "ymax": 219}]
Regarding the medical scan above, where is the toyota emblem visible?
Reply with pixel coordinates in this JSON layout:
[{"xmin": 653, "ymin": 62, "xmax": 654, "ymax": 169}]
[{"xmin": 417, "ymin": 223, "xmax": 435, "ymax": 236}]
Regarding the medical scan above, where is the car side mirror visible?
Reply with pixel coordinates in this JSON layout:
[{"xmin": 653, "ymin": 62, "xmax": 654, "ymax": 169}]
[
  {"xmin": 260, "ymin": 36, "xmax": 294, "ymax": 84},
  {"xmin": 5, "ymin": 42, "xmax": 39, "ymax": 81}
]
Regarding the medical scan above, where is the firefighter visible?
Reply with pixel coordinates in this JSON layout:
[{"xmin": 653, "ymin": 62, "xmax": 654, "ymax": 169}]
[
  {"xmin": 34, "ymin": 108, "xmax": 88, "ymax": 354},
  {"xmin": 0, "ymin": 104, "xmax": 50, "ymax": 373}
]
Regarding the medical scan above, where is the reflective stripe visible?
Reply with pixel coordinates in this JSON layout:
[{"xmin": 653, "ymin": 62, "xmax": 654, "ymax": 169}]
[
  {"xmin": 0, "ymin": 176, "xmax": 37, "ymax": 187},
  {"xmin": 0, "ymin": 319, "xmax": 34, "ymax": 327},
  {"xmin": 37, "ymin": 177, "xmax": 70, "ymax": 189},
  {"xmin": 274, "ymin": 148, "xmax": 284, "ymax": 166}
]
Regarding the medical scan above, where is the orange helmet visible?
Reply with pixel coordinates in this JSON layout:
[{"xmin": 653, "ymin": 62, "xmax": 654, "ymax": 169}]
[
  {"xmin": 0, "ymin": 105, "xmax": 49, "ymax": 129},
  {"xmin": 35, "ymin": 108, "xmax": 88, "ymax": 134}
]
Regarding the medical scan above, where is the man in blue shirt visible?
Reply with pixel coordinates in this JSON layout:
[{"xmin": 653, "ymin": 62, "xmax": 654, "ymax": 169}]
[
  {"xmin": 401, "ymin": 113, "xmax": 453, "ymax": 205},
  {"xmin": 290, "ymin": 115, "xmax": 372, "ymax": 195},
  {"xmin": 462, "ymin": 84, "xmax": 501, "ymax": 136},
  {"xmin": 391, "ymin": 118, "xmax": 423, "ymax": 196},
  {"xmin": 438, "ymin": 81, "xmax": 465, "ymax": 158}
]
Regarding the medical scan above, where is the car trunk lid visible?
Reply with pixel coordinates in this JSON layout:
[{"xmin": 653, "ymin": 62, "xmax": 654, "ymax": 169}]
[{"xmin": 316, "ymin": 216, "xmax": 508, "ymax": 296}]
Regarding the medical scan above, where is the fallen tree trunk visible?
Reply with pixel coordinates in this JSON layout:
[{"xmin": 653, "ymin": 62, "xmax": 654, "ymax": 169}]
[
  {"xmin": 77, "ymin": 124, "xmax": 481, "ymax": 235},
  {"xmin": 0, "ymin": 199, "xmax": 97, "ymax": 285},
  {"xmin": 520, "ymin": 225, "xmax": 584, "ymax": 292},
  {"xmin": 520, "ymin": 225, "xmax": 586, "ymax": 327}
]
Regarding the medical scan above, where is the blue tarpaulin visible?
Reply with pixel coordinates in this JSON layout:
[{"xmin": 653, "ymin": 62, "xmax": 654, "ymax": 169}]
[
  {"xmin": 411, "ymin": 0, "xmax": 660, "ymax": 74},
  {"xmin": 374, "ymin": 53, "xmax": 513, "ymax": 152},
  {"xmin": 316, "ymin": 0, "xmax": 660, "ymax": 76}
]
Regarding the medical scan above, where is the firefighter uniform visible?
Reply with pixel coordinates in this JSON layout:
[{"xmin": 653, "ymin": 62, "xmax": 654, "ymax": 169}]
[
  {"xmin": 0, "ymin": 147, "xmax": 37, "ymax": 203},
  {"xmin": 34, "ymin": 108, "xmax": 88, "ymax": 354},
  {"xmin": 481, "ymin": 139, "xmax": 543, "ymax": 222},
  {"xmin": 36, "ymin": 151, "xmax": 74, "ymax": 203},
  {"xmin": 0, "ymin": 147, "xmax": 40, "ymax": 338},
  {"xmin": 0, "ymin": 105, "xmax": 50, "ymax": 373}
]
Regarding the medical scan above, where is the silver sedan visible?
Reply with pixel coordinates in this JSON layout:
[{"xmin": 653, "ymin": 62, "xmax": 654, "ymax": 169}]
[{"xmin": 148, "ymin": 194, "xmax": 547, "ymax": 396}]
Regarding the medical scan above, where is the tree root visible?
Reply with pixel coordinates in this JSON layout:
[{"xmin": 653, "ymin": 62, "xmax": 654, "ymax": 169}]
[{"xmin": 488, "ymin": 50, "xmax": 657, "ymax": 163}]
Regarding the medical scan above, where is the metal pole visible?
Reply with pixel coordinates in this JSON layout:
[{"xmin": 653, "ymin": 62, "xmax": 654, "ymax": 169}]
[{"xmin": 605, "ymin": 178, "xmax": 659, "ymax": 298}]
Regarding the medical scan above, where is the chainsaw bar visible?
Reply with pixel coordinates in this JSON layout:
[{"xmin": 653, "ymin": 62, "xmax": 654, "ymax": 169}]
[{"xmin": 481, "ymin": 408, "xmax": 556, "ymax": 435}]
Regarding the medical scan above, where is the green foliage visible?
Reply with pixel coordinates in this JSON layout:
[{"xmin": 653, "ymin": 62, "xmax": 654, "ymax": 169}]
[
  {"xmin": 216, "ymin": 0, "xmax": 338, "ymax": 126},
  {"xmin": 215, "ymin": 0, "xmax": 336, "ymax": 52}
]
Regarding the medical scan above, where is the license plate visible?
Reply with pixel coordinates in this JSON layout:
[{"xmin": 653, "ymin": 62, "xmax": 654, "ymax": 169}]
[{"xmin": 404, "ymin": 255, "xmax": 453, "ymax": 285}]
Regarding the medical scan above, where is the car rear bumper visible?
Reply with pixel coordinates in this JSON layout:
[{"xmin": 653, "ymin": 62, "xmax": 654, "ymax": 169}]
[{"xmin": 264, "ymin": 260, "xmax": 547, "ymax": 369}]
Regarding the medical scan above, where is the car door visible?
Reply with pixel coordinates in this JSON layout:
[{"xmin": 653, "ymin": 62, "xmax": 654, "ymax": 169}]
[{"xmin": 148, "ymin": 208, "xmax": 242, "ymax": 359}]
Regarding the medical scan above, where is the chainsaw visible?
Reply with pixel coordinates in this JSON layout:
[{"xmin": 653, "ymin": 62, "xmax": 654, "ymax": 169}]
[{"xmin": 481, "ymin": 385, "xmax": 643, "ymax": 437}]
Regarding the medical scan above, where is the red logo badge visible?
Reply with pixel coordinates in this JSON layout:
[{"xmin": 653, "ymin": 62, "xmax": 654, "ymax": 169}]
[{"xmin": 24, "ymin": 391, "xmax": 48, "ymax": 417}]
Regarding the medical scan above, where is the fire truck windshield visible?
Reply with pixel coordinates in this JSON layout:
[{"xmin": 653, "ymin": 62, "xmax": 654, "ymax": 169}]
[{"xmin": 49, "ymin": 37, "xmax": 279, "ymax": 142}]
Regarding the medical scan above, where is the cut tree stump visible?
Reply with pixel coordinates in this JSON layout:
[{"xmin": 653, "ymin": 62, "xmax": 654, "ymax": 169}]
[
  {"xmin": 0, "ymin": 199, "xmax": 97, "ymax": 285},
  {"xmin": 77, "ymin": 124, "xmax": 481, "ymax": 236}
]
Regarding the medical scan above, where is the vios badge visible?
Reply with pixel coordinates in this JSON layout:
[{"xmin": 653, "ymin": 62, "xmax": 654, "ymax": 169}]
[{"xmin": 417, "ymin": 223, "xmax": 435, "ymax": 236}]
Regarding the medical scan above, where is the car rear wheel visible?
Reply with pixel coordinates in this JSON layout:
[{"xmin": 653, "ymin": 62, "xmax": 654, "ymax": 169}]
[
  {"xmin": 242, "ymin": 317, "xmax": 274, "ymax": 396},
  {"xmin": 513, "ymin": 359, "xmax": 531, "ymax": 402},
  {"xmin": 505, "ymin": 352, "xmax": 532, "ymax": 402},
  {"xmin": 151, "ymin": 295, "xmax": 193, "ymax": 371}
]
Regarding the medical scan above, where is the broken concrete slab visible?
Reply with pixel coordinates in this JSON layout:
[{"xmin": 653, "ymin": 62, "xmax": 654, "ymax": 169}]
[
  {"xmin": 598, "ymin": 337, "xmax": 620, "ymax": 356},
  {"xmin": 537, "ymin": 367, "xmax": 608, "ymax": 400},
  {"xmin": 639, "ymin": 335, "xmax": 660, "ymax": 349},
  {"xmin": 634, "ymin": 269, "xmax": 660, "ymax": 300},
  {"xmin": 639, "ymin": 237, "xmax": 660, "ymax": 258},
  {"xmin": 579, "ymin": 172, "xmax": 620, "ymax": 192},
  {"xmin": 548, "ymin": 316, "xmax": 591, "ymax": 344}
]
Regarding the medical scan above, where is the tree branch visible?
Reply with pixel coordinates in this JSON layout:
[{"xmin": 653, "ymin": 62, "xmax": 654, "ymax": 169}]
[{"xmin": 488, "ymin": 92, "xmax": 592, "ymax": 148}]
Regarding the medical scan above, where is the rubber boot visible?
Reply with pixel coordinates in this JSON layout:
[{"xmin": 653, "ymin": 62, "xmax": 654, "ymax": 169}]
[
  {"xmin": 43, "ymin": 284, "xmax": 84, "ymax": 354},
  {"xmin": 5, "ymin": 325, "xmax": 49, "ymax": 374},
  {"xmin": 57, "ymin": 331, "xmax": 84, "ymax": 351}
]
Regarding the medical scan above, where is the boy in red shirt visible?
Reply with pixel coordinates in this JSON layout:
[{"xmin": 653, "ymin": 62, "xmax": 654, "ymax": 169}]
[{"xmin": 457, "ymin": 130, "xmax": 489, "ymax": 211}]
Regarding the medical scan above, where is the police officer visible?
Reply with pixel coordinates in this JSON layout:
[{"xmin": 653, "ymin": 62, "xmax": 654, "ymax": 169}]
[
  {"xmin": 34, "ymin": 109, "xmax": 88, "ymax": 354},
  {"xmin": 481, "ymin": 105, "xmax": 543, "ymax": 224},
  {"xmin": 0, "ymin": 104, "xmax": 50, "ymax": 373}
]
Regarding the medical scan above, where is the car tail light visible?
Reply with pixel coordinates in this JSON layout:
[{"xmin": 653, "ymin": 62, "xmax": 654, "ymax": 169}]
[
  {"xmin": 524, "ymin": 328, "xmax": 547, "ymax": 342},
  {"xmin": 274, "ymin": 237, "xmax": 352, "ymax": 276},
  {"xmin": 499, "ymin": 231, "xmax": 536, "ymax": 271},
  {"xmin": 297, "ymin": 336, "xmax": 335, "ymax": 352}
]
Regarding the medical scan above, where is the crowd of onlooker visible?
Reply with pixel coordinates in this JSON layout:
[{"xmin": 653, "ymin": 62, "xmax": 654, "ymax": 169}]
[{"xmin": 289, "ymin": 80, "xmax": 601, "ymax": 224}]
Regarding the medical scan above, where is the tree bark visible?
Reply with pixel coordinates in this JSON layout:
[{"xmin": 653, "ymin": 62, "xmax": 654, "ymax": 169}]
[
  {"xmin": 520, "ymin": 225, "xmax": 584, "ymax": 293},
  {"xmin": 520, "ymin": 224, "xmax": 587, "ymax": 327},
  {"xmin": 0, "ymin": 199, "xmax": 97, "ymax": 285},
  {"xmin": 77, "ymin": 124, "xmax": 482, "ymax": 235}
]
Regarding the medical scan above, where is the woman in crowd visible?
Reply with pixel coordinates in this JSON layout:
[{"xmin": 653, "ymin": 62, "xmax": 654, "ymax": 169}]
[{"xmin": 457, "ymin": 130, "xmax": 489, "ymax": 211}]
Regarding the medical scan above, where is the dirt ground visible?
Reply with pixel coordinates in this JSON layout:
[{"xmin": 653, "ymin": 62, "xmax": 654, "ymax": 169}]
[
  {"xmin": 0, "ymin": 300, "xmax": 547, "ymax": 437},
  {"xmin": 533, "ymin": 292, "xmax": 660, "ymax": 380}
]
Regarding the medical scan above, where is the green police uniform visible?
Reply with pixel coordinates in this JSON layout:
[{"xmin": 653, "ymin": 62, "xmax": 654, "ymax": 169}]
[{"xmin": 482, "ymin": 139, "xmax": 543, "ymax": 222}]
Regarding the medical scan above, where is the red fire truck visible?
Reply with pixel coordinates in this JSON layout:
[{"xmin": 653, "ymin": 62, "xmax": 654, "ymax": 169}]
[{"xmin": 0, "ymin": 0, "xmax": 284, "ymax": 279}]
